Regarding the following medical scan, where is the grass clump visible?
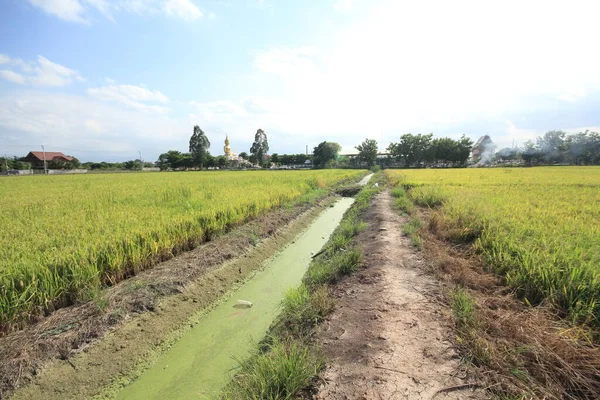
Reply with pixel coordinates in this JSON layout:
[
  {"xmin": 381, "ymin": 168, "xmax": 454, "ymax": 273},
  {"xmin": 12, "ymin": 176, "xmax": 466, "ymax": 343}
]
[
  {"xmin": 410, "ymin": 185, "xmax": 447, "ymax": 208},
  {"xmin": 223, "ymin": 338, "xmax": 323, "ymax": 400},
  {"xmin": 451, "ymin": 287, "xmax": 477, "ymax": 329}
]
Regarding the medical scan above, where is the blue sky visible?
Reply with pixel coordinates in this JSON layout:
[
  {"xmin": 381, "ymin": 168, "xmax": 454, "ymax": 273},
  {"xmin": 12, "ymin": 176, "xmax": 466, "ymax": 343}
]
[{"xmin": 1, "ymin": 0, "xmax": 599, "ymax": 162}]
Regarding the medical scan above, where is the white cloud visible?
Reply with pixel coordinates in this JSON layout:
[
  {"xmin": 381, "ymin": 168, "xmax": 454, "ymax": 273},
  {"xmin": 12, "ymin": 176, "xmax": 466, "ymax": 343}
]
[
  {"xmin": 0, "ymin": 70, "xmax": 27, "ymax": 85},
  {"xmin": 0, "ymin": 54, "xmax": 13, "ymax": 64},
  {"xmin": 241, "ymin": 0, "xmax": 600, "ymax": 150},
  {"xmin": 0, "ymin": 55, "xmax": 83, "ymax": 87},
  {"xmin": 83, "ymin": 0, "xmax": 116, "ymax": 21},
  {"xmin": 27, "ymin": 0, "xmax": 206, "ymax": 23},
  {"xmin": 27, "ymin": 0, "xmax": 88, "ymax": 24},
  {"xmin": 0, "ymin": 91, "xmax": 188, "ymax": 160},
  {"xmin": 164, "ymin": 0, "xmax": 203, "ymax": 20},
  {"xmin": 88, "ymin": 84, "xmax": 169, "ymax": 112}
]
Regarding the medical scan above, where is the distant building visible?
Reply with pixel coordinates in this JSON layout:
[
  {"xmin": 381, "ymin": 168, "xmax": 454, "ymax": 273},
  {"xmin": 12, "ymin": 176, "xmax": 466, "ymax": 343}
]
[
  {"xmin": 23, "ymin": 151, "xmax": 74, "ymax": 169},
  {"xmin": 471, "ymin": 135, "xmax": 495, "ymax": 162}
]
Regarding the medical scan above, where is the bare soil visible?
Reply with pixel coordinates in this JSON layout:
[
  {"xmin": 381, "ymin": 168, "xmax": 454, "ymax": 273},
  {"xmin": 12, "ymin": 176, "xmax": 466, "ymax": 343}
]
[
  {"xmin": 313, "ymin": 191, "xmax": 487, "ymax": 400},
  {"xmin": 1, "ymin": 197, "xmax": 334, "ymax": 400}
]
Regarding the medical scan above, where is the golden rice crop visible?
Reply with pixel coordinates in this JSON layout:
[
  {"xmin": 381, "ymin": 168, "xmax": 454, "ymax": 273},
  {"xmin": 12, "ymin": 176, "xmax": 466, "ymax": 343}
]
[
  {"xmin": 386, "ymin": 167, "xmax": 600, "ymax": 327},
  {"xmin": 0, "ymin": 170, "xmax": 365, "ymax": 328}
]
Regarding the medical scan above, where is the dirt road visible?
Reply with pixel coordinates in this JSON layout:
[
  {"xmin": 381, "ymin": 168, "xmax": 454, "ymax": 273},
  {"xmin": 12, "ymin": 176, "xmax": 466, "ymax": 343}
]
[{"xmin": 313, "ymin": 191, "xmax": 487, "ymax": 400}]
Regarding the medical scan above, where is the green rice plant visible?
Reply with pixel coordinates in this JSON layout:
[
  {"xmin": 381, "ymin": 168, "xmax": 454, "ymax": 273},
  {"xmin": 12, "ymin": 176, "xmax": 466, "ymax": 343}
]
[
  {"xmin": 0, "ymin": 170, "xmax": 366, "ymax": 328},
  {"xmin": 410, "ymin": 185, "xmax": 447, "ymax": 208},
  {"xmin": 385, "ymin": 167, "xmax": 600, "ymax": 329}
]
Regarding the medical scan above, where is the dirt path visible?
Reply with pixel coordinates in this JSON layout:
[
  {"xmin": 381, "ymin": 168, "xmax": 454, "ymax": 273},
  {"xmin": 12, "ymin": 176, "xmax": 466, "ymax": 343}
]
[{"xmin": 313, "ymin": 191, "xmax": 487, "ymax": 400}]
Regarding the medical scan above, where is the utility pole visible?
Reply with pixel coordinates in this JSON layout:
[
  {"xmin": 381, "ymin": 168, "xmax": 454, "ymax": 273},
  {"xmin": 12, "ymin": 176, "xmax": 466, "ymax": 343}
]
[
  {"xmin": 4, "ymin": 154, "xmax": 9, "ymax": 173},
  {"xmin": 42, "ymin": 145, "xmax": 47, "ymax": 174},
  {"xmin": 138, "ymin": 151, "xmax": 143, "ymax": 171}
]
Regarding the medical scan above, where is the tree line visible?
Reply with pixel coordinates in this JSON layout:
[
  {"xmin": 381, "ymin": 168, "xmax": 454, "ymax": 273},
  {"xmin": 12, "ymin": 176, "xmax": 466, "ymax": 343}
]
[
  {"xmin": 5, "ymin": 127, "xmax": 599, "ymax": 174},
  {"xmin": 498, "ymin": 130, "xmax": 600, "ymax": 166}
]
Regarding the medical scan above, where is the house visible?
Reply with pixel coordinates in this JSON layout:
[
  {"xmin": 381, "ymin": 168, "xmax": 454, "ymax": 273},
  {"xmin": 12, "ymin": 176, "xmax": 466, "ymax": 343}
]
[
  {"xmin": 23, "ymin": 151, "xmax": 74, "ymax": 169},
  {"xmin": 471, "ymin": 135, "xmax": 495, "ymax": 162}
]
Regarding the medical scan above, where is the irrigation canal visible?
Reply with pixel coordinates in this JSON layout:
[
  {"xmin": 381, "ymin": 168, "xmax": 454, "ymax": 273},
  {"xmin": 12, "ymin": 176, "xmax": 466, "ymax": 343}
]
[{"xmin": 117, "ymin": 196, "xmax": 358, "ymax": 399}]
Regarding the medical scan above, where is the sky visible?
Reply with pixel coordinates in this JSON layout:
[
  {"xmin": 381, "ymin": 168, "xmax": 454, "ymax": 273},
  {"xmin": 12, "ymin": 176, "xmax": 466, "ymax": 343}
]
[{"xmin": 1, "ymin": 0, "xmax": 600, "ymax": 162}]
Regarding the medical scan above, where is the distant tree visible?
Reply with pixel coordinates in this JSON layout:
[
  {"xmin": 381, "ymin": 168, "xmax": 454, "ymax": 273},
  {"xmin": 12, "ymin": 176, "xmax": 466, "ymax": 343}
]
[
  {"xmin": 496, "ymin": 147, "xmax": 519, "ymax": 161},
  {"xmin": 48, "ymin": 157, "xmax": 80, "ymax": 170},
  {"xmin": 313, "ymin": 141, "xmax": 341, "ymax": 168},
  {"xmin": 387, "ymin": 133, "xmax": 432, "ymax": 168},
  {"xmin": 123, "ymin": 159, "xmax": 143, "ymax": 170},
  {"xmin": 428, "ymin": 137, "xmax": 456, "ymax": 165},
  {"xmin": 565, "ymin": 131, "xmax": 600, "ymax": 165},
  {"xmin": 521, "ymin": 140, "xmax": 542, "ymax": 166},
  {"xmin": 238, "ymin": 152, "xmax": 248, "ymax": 160},
  {"xmin": 250, "ymin": 129, "xmax": 269, "ymax": 167},
  {"xmin": 204, "ymin": 154, "xmax": 216, "ymax": 169},
  {"xmin": 455, "ymin": 135, "xmax": 474, "ymax": 166},
  {"xmin": 189, "ymin": 125, "xmax": 211, "ymax": 168},
  {"xmin": 270, "ymin": 153, "xmax": 280, "ymax": 165},
  {"xmin": 158, "ymin": 150, "xmax": 184, "ymax": 170},
  {"xmin": 216, "ymin": 155, "xmax": 228, "ymax": 168},
  {"xmin": 355, "ymin": 139, "xmax": 378, "ymax": 167},
  {"xmin": 537, "ymin": 130, "xmax": 567, "ymax": 163}
]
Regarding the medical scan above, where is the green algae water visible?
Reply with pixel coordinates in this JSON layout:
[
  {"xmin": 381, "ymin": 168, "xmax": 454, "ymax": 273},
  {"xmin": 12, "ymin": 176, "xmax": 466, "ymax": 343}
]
[{"xmin": 117, "ymin": 197, "xmax": 355, "ymax": 400}]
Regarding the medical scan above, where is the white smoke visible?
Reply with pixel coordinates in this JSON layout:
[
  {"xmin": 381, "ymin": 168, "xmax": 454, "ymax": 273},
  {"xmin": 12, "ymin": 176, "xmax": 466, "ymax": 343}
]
[{"xmin": 477, "ymin": 141, "xmax": 495, "ymax": 165}]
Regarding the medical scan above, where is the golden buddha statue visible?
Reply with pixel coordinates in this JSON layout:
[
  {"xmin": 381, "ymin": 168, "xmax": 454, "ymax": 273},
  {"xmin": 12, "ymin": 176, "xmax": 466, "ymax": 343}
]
[{"xmin": 224, "ymin": 135, "xmax": 232, "ymax": 157}]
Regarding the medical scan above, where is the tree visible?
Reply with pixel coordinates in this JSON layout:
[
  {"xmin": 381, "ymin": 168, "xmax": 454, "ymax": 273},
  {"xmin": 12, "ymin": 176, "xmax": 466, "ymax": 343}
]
[
  {"xmin": 496, "ymin": 147, "xmax": 519, "ymax": 161},
  {"xmin": 204, "ymin": 154, "xmax": 216, "ymax": 169},
  {"xmin": 238, "ymin": 152, "xmax": 248, "ymax": 160},
  {"xmin": 250, "ymin": 129, "xmax": 269, "ymax": 167},
  {"xmin": 216, "ymin": 155, "xmax": 228, "ymax": 168},
  {"xmin": 455, "ymin": 135, "xmax": 474, "ymax": 166},
  {"xmin": 270, "ymin": 153, "xmax": 280, "ymax": 165},
  {"xmin": 355, "ymin": 139, "xmax": 378, "ymax": 167},
  {"xmin": 565, "ymin": 131, "xmax": 600, "ymax": 165},
  {"xmin": 521, "ymin": 140, "xmax": 542, "ymax": 166},
  {"xmin": 387, "ymin": 133, "xmax": 432, "ymax": 168},
  {"xmin": 189, "ymin": 125, "xmax": 210, "ymax": 168},
  {"xmin": 537, "ymin": 130, "xmax": 567, "ymax": 163},
  {"xmin": 313, "ymin": 141, "xmax": 341, "ymax": 168}
]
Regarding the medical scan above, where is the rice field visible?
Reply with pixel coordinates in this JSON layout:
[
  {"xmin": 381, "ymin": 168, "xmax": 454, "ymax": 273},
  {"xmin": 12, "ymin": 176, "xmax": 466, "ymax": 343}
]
[
  {"xmin": 385, "ymin": 167, "xmax": 600, "ymax": 327},
  {"xmin": 0, "ymin": 170, "xmax": 365, "ymax": 328}
]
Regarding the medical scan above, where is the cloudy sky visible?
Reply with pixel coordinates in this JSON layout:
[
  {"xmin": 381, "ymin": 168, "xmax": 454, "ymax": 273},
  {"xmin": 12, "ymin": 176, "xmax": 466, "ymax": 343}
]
[{"xmin": 1, "ymin": 0, "xmax": 599, "ymax": 162}]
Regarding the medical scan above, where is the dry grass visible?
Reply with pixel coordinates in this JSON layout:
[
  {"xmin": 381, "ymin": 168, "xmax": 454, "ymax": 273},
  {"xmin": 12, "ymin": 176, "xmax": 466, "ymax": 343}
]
[{"xmin": 420, "ymin": 220, "xmax": 600, "ymax": 399}]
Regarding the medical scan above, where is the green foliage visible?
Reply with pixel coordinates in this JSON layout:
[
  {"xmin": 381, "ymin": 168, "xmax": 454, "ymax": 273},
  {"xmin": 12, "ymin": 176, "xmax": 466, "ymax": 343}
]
[
  {"xmin": 189, "ymin": 125, "xmax": 211, "ymax": 168},
  {"xmin": 223, "ymin": 338, "xmax": 323, "ymax": 400},
  {"xmin": 275, "ymin": 285, "xmax": 333, "ymax": 337},
  {"xmin": 355, "ymin": 138, "xmax": 378, "ymax": 167},
  {"xmin": 386, "ymin": 133, "xmax": 472, "ymax": 167},
  {"xmin": 250, "ymin": 129, "xmax": 269, "ymax": 167},
  {"xmin": 451, "ymin": 288, "xmax": 477, "ymax": 328},
  {"xmin": 312, "ymin": 141, "xmax": 341, "ymax": 168},
  {"xmin": 0, "ymin": 156, "xmax": 31, "ymax": 172}
]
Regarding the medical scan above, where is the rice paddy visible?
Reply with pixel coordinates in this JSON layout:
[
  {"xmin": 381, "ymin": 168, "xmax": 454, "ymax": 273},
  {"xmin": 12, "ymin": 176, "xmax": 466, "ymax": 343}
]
[
  {"xmin": 385, "ymin": 167, "xmax": 600, "ymax": 327},
  {"xmin": 0, "ymin": 170, "xmax": 365, "ymax": 328}
]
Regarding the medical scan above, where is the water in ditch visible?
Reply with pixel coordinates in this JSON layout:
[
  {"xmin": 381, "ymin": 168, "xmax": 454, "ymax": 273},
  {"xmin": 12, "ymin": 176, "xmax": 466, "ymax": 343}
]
[{"xmin": 117, "ymin": 197, "xmax": 355, "ymax": 400}]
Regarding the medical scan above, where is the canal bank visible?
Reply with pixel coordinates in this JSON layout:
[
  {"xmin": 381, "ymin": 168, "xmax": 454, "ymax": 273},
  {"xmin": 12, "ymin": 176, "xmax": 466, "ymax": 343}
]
[{"xmin": 117, "ymin": 198, "xmax": 355, "ymax": 399}]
